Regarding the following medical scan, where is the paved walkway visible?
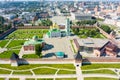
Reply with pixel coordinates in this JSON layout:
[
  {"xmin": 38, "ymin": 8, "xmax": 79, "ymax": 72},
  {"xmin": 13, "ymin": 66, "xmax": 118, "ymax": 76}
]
[
  {"xmin": 75, "ymin": 65, "xmax": 84, "ymax": 80},
  {"xmin": 4, "ymin": 39, "xmax": 12, "ymax": 48}
]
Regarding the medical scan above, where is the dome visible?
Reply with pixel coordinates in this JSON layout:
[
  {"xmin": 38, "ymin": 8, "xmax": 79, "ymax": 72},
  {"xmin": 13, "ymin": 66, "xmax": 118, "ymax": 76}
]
[{"xmin": 32, "ymin": 35, "xmax": 38, "ymax": 40}]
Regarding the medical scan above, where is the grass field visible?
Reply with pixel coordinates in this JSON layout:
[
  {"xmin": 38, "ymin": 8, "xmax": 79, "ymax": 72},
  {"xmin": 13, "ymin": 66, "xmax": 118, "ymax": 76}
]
[
  {"xmin": 0, "ymin": 64, "xmax": 75, "ymax": 70},
  {"xmin": 0, "ymin": 69, "xmax": 11, "ymax": 74},
  {"xmin": 82, "ymin": 69, "xmax": 116, "ymax": 75},
  {"xmin": 0, "ymin": 40, "xmax": 8, "ymax": 48},
  {"xmin": 57, "ymin": 70, "xmax": 76, "ymax": 74},
  {"xmin": 84, "ymin": 77, "xmax": 117, "ymax": 80},
  {"xmin": 72, "ymin": 29, "xmax": 106, "ymax": 38},
  {"xmin": 0, "ymin": 78, "xmax": 4, "ymax": 80},
  {"xmin": 7, "ymin": 40, "xmax": 25, "ymax": 48},
  {"xmin": 81, "ymin": 64, "xmax": 120, "ymax": 70},
  {"xmin": 9, "ymin": 78, "xmax": 19, "ymax": 80},
  {"xmin": 7, "ymin": 29, "xmax": 48, "ymax": 39},
  {"xmin": 37, "ymin": 78, "xmax": 53, "ymax": 80},
  {"xmin": 33, "ymin": 68, "xmax": 56, "ymax": 75},
  {"xmin": 56, "ymin": 78, "xmax": 77, "ymax": 80},
  {"xmin": 0, "ymin": 50, "xmax": 20, "ymax": 58},
  {"xmin": 13, "ymin": 71, "xmax": 32, "ymax": 75},
  {"xmin": 22, "ymin": 54, "xmax": 40, "ymax": 58}
]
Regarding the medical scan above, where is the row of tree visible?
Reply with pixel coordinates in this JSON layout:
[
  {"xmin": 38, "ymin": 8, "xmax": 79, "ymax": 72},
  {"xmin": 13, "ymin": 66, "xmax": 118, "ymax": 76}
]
[
  {"xmin": 100, "ymin": 25, "xmax": 112, "ymax": 34},
  {"xmin": 76, "ymin": 20, "xmax": 97, "ymax": 26},
  {"xmin": 38, "ymin": 19, "xmax": 53, "ymax": 26},
  {"xmin": 0, "ymin": 16, "xmax": 12, "ymax": 34}
]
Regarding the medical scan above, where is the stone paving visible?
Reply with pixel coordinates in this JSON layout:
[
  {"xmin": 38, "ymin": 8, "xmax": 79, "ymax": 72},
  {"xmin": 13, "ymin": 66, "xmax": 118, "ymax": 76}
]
[{"xmin": 42, "ymin": 37, "xmax": 74, "ymax": 59}]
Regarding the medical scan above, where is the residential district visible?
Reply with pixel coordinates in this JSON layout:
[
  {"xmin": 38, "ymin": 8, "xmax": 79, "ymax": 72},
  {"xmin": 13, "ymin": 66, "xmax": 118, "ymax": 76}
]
[{"xmin": 1, "ymin": 0, "xmax": 120, "ymax": 80}]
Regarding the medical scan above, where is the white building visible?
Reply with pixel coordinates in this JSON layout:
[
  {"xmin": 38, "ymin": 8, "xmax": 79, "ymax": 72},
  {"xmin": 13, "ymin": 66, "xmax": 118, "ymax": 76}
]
[{"xmin": 71, "ymin": 12, "xmax": 92, "ymax": 21}]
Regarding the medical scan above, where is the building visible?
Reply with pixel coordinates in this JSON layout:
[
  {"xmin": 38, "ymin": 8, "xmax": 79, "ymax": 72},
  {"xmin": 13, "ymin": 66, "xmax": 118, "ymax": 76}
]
[
  {"xmin": 46, "ymin": 23, "xmax": 61, "ymax": 38},
  {"xmin": 73, "ymin": 38, "xmax": 119, "ymax": 57},
  {"xmin": 23, "ymin": 36, "xmax": 45, "ymax": 51},
  {"xmin": 46, "ymin": 18, "xmax": 71, "ymax": 38},
  {"xmin": 71, "ymin": 12, "xmax": 92, "ymax": 21}
]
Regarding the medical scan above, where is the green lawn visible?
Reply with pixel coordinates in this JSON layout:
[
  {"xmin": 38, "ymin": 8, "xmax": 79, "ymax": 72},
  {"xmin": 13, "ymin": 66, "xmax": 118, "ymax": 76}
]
[
  {"xmin": 0, "ymin": 78, "xmax": 5, "ymax": 80},
  {"xmin": 26, "ymin": 78, "xmax": 35, "ymax": 80},
  {"xmin": 37, "ymin": 78, "xmax": 53, "ymax": 80},
  {"xmin": 82, "ymin": 69, "xmax": 116, "ymax": 75},
  {"xmin": 84, "ymin": 77, "xmax": 117, "ymax": 80},
  {"xmin": 0, "ymin": 69, "xmax": 11, "ymax": 74},
  {"xmin": 0, "ymin": 50, "xmax": 19, "ymax": 58},
  {"xmin": 81, "ymin": 64, "xmax": 120, "ymax": 70},
  {"xmin": 0, "ymin": 40, "xmax": 8, "ymax": 48},
  {"xmin": 70, "ymin": 40, "xmax": 76, "ymax": 53},
  {"xmin": 7, "ymin": 40, "xmax": 25, "ymax": 48},
  {"xmin": 57, "ymin": 70, "xmax": 76, "ymax": 74},
  {"xmin": 56, "ymin": 78, "xmax": 77, "ymax": 80},
  {"xmin": 72, "ymin": 28, "xmax": 105, "ymax": 38},
  {"xmin": 0, "ymin": 64, "xmax": 75, "ymax": 70},
  {"xmin": 13, "ymin": 71, "xmax": 32, "ymax": 75},
  {"xmin": 22, "ymin": 54, "xmax": 40, "ymax": 58},
  {"xmin": 33, "ymin": 68, "xmax": 56, "ymax": 75},
  {"xmin": 9, "ymin": 78, "xmax": 19, "ymax": 80},
  {"xmin": 7, "ymin": 29, "xmax": 48, "ymax": 39}
]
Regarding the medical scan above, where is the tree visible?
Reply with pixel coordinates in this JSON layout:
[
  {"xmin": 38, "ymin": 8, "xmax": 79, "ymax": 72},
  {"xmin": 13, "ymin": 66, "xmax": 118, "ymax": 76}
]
[
  {"xmin": 101, "ymin": 25, "xmax": 112, "ymax": 34},
  {"xmin": 35, "ymin": 44, "xmax": 42, "ymax": 57}
]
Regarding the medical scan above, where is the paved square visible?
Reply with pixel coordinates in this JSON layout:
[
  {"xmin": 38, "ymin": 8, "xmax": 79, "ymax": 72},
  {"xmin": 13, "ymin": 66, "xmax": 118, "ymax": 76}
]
[{"xmin": 42, "ymin": 37, "xmax": 74, "ymax": 59}]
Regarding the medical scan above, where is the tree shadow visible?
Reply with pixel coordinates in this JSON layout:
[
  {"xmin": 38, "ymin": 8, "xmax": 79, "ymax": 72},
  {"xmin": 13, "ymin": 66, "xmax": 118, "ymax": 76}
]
[
  {"xmin": 17, "ymin": 58, "xmax": 29, "ymax": 66},
  {"xmin": 82, "ymin": 58, "xmax": 91, "ymax": 66},
  {"xmin": 43, "ymin": 52, "xmax": 55, "ymax": 58},
  {"xmin": 42, "ymin": 43, "xmax": 54, "ymax": 51}
]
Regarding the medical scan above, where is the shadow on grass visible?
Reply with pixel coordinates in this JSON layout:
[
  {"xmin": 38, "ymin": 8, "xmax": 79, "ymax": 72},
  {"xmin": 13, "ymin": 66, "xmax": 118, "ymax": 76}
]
[{"xmin": 82, "ymin": 58, "xmax": 92, "ymax": 66}]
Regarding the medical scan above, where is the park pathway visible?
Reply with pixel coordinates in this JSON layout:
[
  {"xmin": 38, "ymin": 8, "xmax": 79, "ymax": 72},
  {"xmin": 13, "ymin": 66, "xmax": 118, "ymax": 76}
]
[
  {"xmin": 19, "ymin": 47, "xmax": 24, "ymax": 58},
  {"xmin": 4, "ymin": 39, "xmax": 12, "ymax": 48},
  {"xmin": 76, "ymin": 66, "xmax": 84, "ymax": 80}
]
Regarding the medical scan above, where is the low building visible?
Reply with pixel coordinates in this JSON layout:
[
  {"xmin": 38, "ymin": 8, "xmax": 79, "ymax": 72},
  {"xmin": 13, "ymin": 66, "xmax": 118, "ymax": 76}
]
[
  {"xmin": 73, "ymin": 38, "xmax": 119, "ymax": 57},
  {"xmin": 23, "ymin": 36, "xmax": 45, "ymax": 51},
  {"xmin": 71, "ymin": 12, "xmax": 92, "ymax": 20}
]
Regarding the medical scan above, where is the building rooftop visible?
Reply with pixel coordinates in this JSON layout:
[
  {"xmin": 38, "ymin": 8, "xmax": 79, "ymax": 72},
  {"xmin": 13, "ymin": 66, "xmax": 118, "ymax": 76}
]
[
  {"xmin": 77, "ymin": 38, "xmax": 109, "ymax": 48},
  {"xmin": 24, "ymin": 36, "xmax": 44, "ymax": 46}
]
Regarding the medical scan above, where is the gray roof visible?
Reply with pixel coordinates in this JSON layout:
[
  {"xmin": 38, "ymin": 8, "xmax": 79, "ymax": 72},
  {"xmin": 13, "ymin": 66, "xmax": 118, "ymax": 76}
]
[{"xmin": 77, "ymin": 38, "xmax": 109, "ymax": 48}]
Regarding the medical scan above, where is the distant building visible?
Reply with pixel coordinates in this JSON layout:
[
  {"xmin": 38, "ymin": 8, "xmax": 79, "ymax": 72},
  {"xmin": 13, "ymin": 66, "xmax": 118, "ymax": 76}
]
[
  {"xmin": 71, "ymin": 12, "xmax": 92, "ymax": 20},
  {"xmin": 23, "ymin": 36, "xmax": 45, "ymax": 51}
]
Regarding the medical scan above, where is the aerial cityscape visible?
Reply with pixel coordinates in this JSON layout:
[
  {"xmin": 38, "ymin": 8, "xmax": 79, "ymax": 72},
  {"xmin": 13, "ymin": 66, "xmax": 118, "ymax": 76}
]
[{"xmin": 0, "ymin": 0, "xmax": 120, "ymax": 80}]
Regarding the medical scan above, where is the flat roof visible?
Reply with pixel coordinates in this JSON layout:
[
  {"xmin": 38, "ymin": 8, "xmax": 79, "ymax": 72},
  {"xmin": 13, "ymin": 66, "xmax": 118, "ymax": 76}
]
[{"xmin": 77, "ymin": 38, "xmax": 109, "ymax": 48}]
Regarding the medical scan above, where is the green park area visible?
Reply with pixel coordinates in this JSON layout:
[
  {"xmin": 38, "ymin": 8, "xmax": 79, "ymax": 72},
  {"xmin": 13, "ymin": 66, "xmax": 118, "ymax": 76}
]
[
  {"xmin": 72, "ymin": 28, "xmax": 105, "ymax": 38},
  {"xmin": 6, "ymin": 29, "xmax": 48, "ymax": 39},
  {"xmin": 0, "ymin": 64, "xmax": 75, "ymax": 75},
  {"xmin": 81, "ymin": 63, "xmax": 120, "ymax": 75},
  {"xmin": 0, "ymin": 39, "xmax": 26, "ymax": 58},
  {"xmin": 0, "ymin": 40, "xmax": 8, "ymax": 48},
  {"xmin": 84, "ymin": 77, "xmax": 117, "ymax": 80}
]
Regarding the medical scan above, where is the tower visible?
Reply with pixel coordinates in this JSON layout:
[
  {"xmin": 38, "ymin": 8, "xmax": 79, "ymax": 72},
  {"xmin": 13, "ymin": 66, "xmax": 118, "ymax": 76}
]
[
  {"xmin": 65, "ymin": 18, "xmax": 70, "ymax": 36},
  {"xmin": 74, "ymin": 0, "xmax": 78, "ymax": 8}
]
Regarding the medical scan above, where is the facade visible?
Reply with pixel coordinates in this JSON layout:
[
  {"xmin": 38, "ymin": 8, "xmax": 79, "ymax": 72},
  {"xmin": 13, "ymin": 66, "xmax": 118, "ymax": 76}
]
[
  {"xmin": 71, "ymin": 12, "xmax": 92, "ymax": 20},
  {"xmin": 46, "ymin": 18, "xmax": 71, "ymax": 38},
  {"xmin": 73, "ymin": 38, "xmax": 119, "ymax": 57},
  {"xmin": 46, "ymin": 23, "xmax": 61, "ymax": 38},
  {"xmin": 23, "ymin": 36, "xmax": 45, "ymax": 51}
]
